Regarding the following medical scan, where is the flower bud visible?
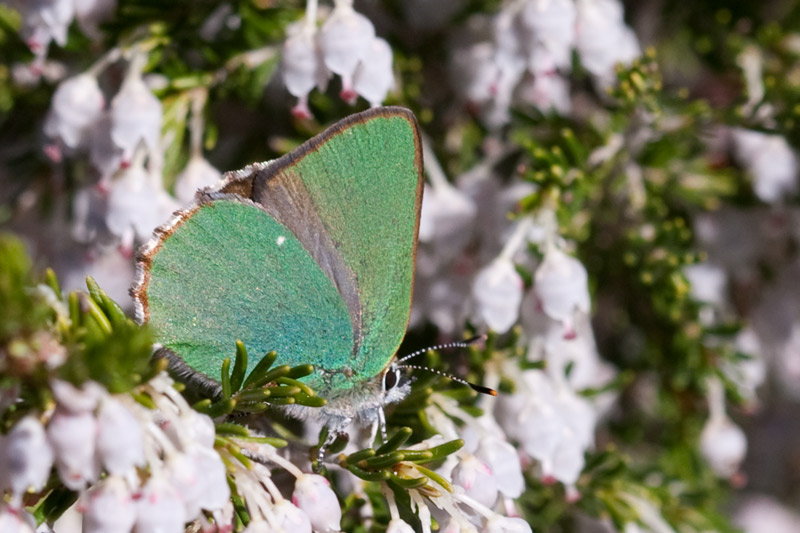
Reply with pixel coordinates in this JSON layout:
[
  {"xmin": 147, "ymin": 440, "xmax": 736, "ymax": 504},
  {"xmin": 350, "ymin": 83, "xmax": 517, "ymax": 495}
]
[
  {"xmin": 44, "ymin": 74, "xmax": 104, "ymax": 150},
  {"xmin": 292, "ymin": 474, "xmax": 341, "ymax": 533},
  {"xmin": 700, "ymin": 415, "xmax": 747, "ymax": 478},
  {"xmin": 273, "ymin": 499, "xmax": 312, "ymax": 533},
  {"xmin": 472, "ymin": 258, "xmax": 524, "ymax": 333},
  {"xmin": 96, "ymin": 397, "xmax": 145, "ymax": 477},
  {"xmin": 0, "ymin": 416, "xmax": 54, "ymax": 500},
  {"xmin": 83, "ymin": 476, "xmax": 136, "ymax": 533}
]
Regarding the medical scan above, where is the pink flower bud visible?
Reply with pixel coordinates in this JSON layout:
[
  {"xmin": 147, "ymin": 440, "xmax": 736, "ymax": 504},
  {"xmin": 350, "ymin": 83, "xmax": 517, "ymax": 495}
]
[{"xmin": 292, "ymin": 474, "xmax": 341, "ymax": 533}]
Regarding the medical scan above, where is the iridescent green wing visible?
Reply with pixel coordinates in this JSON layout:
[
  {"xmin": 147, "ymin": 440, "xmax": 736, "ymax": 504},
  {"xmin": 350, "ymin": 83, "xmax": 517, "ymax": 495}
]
[
  {"xmin": 134, "ymin": 199, "xmax": 354, "ymax": 390},
  {"xmin": 218, "ymin": 107, "xmax": 423, "ymax": 388}
]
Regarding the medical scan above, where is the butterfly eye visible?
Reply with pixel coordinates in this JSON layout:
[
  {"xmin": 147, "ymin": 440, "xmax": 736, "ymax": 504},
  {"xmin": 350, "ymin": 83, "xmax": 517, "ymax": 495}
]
[{"xmin": 383, "ymin": 367, "xmax": 401, "ymax": 391}]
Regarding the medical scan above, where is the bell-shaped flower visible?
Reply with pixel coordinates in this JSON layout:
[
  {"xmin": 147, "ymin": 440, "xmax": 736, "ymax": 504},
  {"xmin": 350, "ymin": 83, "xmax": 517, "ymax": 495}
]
[
  {"xmin": 418, "ymin": 182, "xmax": 477, "ymax": 271},
  {"xmin": 386, "ymin": 518, "xmax": 416, "ymax": 533},
  {"xmin": 273, "ymin": 499, "xmax": 312, "ymax": 533},
  {"xmin": 476, "ymin": 437, "xmax": 524, "ymax": 499},
  {"xmin": 518, "ymin": 0, "xmax": 576, "ymax": 73},
  {"xmin": 44, "ymin": 74, "xmax": 104, "ymax": 150},
  {"xmin": 352, "ymin": 37, "xmax": 394, "ymax": 107},
  {"xmin": 283, "ymin": 22, "xmax": 329, "ymax": 119},
  {"xmin": 517, "ymin": 72, "xmax": 571, "ymax": 115},
  {"xmin": 167, "ymin": 445, "xmax": 230, "ymax": 519},
  {"xmin": 700, "ymin": 415, "xmax": 747, "ymax": 479},
  {"xmin": 82, "ymin": 476, "xmax": 137, "ymax": 533},
  {"xmin": 18, "ymin": 0, "xmax": 75, "ymax": 59},
  {"xmin": 452, "ymin": 453, "xmax": 499, "ymax": 508},
  {"xmin": 96, "ymin": 397, "xmax": 145, "ymax": 477},
  {"xmin": 134, "ymin": 473, "xmax": 187, "ymax": 533},
  {"xmin": 533, "ymin": 246, "xmax": 590, "ymax": 335},
  {"xmin": 109, "ymin": 73, "xmax": 163, "ymax": 164},
  {"xmin": 317, "ymin": 4, "xmax": 376, "ymax": 102},
  {"xmin": 0, "ymin": 416, "xmax": 54, "ymax": 502},
  {"xmin": 731, "ymin": 128, "xmax": 799, "ymax": 204},
  {"xmin": 683, "ymin": 262, "xmax": 728, "ymax": 307},
  {"xmin": 46, "ymin": 408, "xmax": 99, "ymax": 490},
  {"xmin": 105, "ymin": 163, "xmax": 164, "ymax": 244},
  {"xmin": 472, "ymin": 258, "xmax": 524, "ymax": 333},
  {"xmin": 50, "ymin": 379, "xmax": 103, "ymax": 413},
  {"xmin": 575, "ymin": 0, "xmax": 640, "ymax": 87},
  {"xmin": 545, "ymin": 436, "xmax": 585, "ymax": 486},
  {"xmin": 0, "ymin": 506, "xmax": 35, "ymax": 533},
  {"xmin": 486, "ymin": 516, "xmax": 533, "ymax": 533},
  {"xmin": 242, "ymin": 520, "xmax": 271, "ymax": 533},
  {"xmin": 174, "ymin": 155, "xmax": 222, "ymax": 204},
  {"xmin": 292, "ymin": 473, "xmax": 342, "ymax": 533},
  {"xmin": 89, "ymin": 112, "xmax": 125, "ymax": 182}
]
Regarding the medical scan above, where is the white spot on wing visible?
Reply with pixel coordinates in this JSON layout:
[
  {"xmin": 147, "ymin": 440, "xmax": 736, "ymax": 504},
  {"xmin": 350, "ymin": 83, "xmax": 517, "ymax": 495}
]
[{"xmin": 277, "ymin": 235, "xmax": 286, "ymax": 246}]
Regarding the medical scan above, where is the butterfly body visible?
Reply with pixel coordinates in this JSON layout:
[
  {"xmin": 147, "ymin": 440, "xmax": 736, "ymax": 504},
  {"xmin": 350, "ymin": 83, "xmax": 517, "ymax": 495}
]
[{"xmin": 133, "ymin": 107, "xmax": 423, "ymax": 430}]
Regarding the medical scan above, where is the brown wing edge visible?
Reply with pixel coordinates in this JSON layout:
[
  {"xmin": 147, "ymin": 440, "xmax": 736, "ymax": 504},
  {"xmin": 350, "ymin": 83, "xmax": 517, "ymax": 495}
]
[{"xmin": 130, "ymin": 106, "xmax": 424, "ymax": 350}]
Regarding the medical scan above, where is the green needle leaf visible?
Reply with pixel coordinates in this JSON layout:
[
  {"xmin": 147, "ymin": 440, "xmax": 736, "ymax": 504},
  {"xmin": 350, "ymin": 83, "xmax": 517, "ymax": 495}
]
[
  {"xmin": 230, "ymin": 340, "xmax": 248, "ymax": 393},
  {"xmin": 242, "ymin": 350, "xmax": 278, "ymax": 388}
]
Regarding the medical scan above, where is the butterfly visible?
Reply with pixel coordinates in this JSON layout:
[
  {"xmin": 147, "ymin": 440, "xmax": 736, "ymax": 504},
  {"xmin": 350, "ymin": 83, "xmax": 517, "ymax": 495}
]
[{"xmin": 133, "ymin": 107, "xmax": 428, "ymax": 436}]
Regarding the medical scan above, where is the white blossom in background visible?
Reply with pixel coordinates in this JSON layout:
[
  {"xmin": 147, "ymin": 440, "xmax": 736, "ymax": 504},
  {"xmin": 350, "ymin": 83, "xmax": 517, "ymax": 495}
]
[
  {"xmin": 43, "ymin": 74, "xmax": 105, "ymax": 152},
  {"xmin": 280, "ymin": 0, "xmax": 395, "ymax": 116},
  {"xmin": 109, "ymin": 63, "xmax": 164, "ymax": 166},
  {"xmin": 450, "ymin": 0, "xmax": 639, "ymax": 126},
  {"xmin": 82, "ymin": 475, "xmax": 137, "ymax": 533},
  {"xmin": 575, "ymin": 0, "xmax": 640, "ymax": 88},
  {"xmin": 735, "ymin": 496, "xmax": 800, "ymax": 533},
  {"xmin": 0, "ymin": 416, "xmax": 54, "ymax": 505},
  {"xmin": 292, "ymin": 473, "xmax": 342, "ymax": 533},
  {"xmin": 174, "ymin": 155, "xmax": 222, "ymax": 204},
  {"xmin": 700, "ymin": 377, "xmax": 747, "ymax": 480},
  {"xmin": 0, "ymin": 505, "xmax": 35, "ymax": 533},
  {"xmin": 730, "ymin": 128, "xmax": 799, "ymax": 204},
  {"xmin": 472, "ymin": 257, "xmax": 524, "ymax": 333},
  {"xmin": 14, "ymin": 0, "xmax": 74, "ymax": 63},
  {"xmin": 532, "ymin": 244, "xmax": 591, "ymax": 336},
  {"xmin": 73, "ymin": 0, "xmax": 117, "ymax": 39}
]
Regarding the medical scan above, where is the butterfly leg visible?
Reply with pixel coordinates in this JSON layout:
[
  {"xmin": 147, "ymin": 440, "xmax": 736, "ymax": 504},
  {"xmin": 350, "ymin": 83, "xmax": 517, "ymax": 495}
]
[{"xmin": 376, "ymin": 406, "xmax": 388, "ymax": 443}]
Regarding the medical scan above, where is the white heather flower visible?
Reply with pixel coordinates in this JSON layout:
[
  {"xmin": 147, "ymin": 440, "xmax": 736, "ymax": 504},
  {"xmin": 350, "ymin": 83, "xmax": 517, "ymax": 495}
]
[
  {"xmin": 417, "ymin": 182, "xmax": 477, "ymax": 268},
  {"xmin": 17, "ymin": 0, "xmax": 75, "ymax": 59},
  {"xmin": 472, "ymin": 258, "xmax": 524, "ymax": 333},
  {"xmin": 167, "ymin": 445, "xmax": 230, "ymax": 518},
  {"xmin": 575, "ymin": 0, "xmax": 640, "ymax": 88},
  {"xmin": 174, "ymin": 155, "xmax": 222, "ymax": 204},
  {"xmin": 533, "ymin": 246, "xmax": 590, "ymax": 334},
  {"xmin": 83, "ymin": 476, "xmax": 137, "ymax": 533},
  {"xmin": 386, "ymin": 518, "xmax": 416, "ymax": 533},
  {"xmin": 0, "ymin": 416, "xmax": 54, "ymax": 502},
  {"xmin": 517, "ymin": 0, "xmax": 577, "ymax": 74},
  {"xmin": 731, "ymin": 128, "xmax": 799, "ymax": 203},
  {"xmin": 292, "ymin": 473, "xmax": 342, "ymax": 533},
  {"xmin": 317, "ymin": 3, "xmax": 376, "ymax": 102},
  {"xmin": 273, "ymin": 499, "xmax": 312, "ymax": 533},
  {"xmin": 89, "ymin": 112, "xmax": 125, "ymax": 181},
  {"xmin": 47, "ymin": 408, "xmax": 99, "ymax": 490},
  {"xmin": 134, "ymin": 473, "xmax": 187, "ymax": 533},
  {"xmin": 105, "ymin": 163, "xmax": 164, "ymax": 244},
  {"xmin": 476, "ymin": 437, "xmax": 524, "ymax": 499},
  {"xmin": 486, "ymin": 515, "xmax": 533, "ymax": 533},
  {"xmin": 700, "ymin": 415, "xmax": 747, "ymax": 479},
  {"xmin": 282, "ymin": 22, "xmax": 328, "ymax": 119},
  {"xmin": 50, "ymin": 379, "xmax": 103, "ymax": 413},
  {"xmin": 722, "ymin": 328, "xmax": 765, "ymax": 408},
  {"xmin": 96, "ymin": 397, "xmax": 145, "ymax": 477},
  {"xmin": 452, "ymin": 454, "xmax": 499, "ymax": 508},
  {"xmin": 516, "ymin": 72, "xmax": 571, "ymax": 115},
  {"xmin": 352, "ymin": 37, "xmax": 394, "ymax": 107},
  {"xmin": 735, "ymin": 495, "xmax": 800, "ymax": 533},
  {"xmin": 109, "ymin": 72, "xmax": 163, "ymax": 164},
  {"xmin": 683, "ymin": 263, "xmax": 728, "ymax": 307},
  {"xmin": 0, "ymin": 506, "xmax": 35, "ymax": 533},
  {"xmin": 44, "ymin": 74, "xmax": 104, "ymax": 150}
]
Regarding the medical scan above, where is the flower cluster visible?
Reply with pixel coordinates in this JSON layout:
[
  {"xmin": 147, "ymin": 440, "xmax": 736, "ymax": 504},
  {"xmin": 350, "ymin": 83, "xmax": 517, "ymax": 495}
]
[
  {"xmin": 450, "ymin": 0, "xmax": 640, "ymax": 127},
  {"xmin": 282, "ymin": 0, "xmax": 395, "ymax": 118}
]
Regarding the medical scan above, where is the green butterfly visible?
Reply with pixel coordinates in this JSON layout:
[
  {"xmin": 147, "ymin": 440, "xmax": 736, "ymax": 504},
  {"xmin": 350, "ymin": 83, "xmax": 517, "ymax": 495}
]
[{"xmin": 133, "ymin": 107, "xmax": 423, "ymax": 433}]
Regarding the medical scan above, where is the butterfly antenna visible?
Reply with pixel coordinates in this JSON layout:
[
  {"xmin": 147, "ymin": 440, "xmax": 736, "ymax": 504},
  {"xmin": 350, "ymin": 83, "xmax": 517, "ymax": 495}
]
[
  {"xmin": 395, "ymin": 334, "xmax": 487, "ymax": 364},
  {"xmin": 395, "ymin": 364, "xmax": 497, "ymax": 396}
]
